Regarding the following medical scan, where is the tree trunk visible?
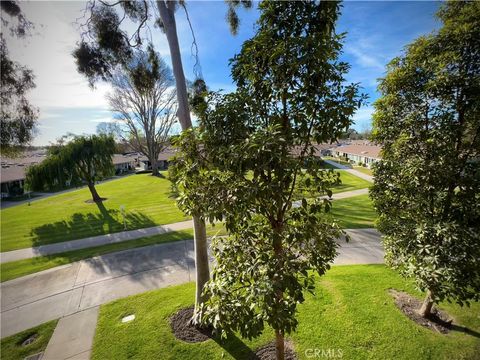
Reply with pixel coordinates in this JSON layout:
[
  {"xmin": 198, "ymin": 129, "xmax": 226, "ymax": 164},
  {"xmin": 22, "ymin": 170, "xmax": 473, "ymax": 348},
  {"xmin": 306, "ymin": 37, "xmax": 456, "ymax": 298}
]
[
  {"xmin": 272, "ymin": 222, "xmax": 285, "ymax": 360},
  {"xmin": 275, "ymin": 330, "xmax": 285, "ymax": 360},
  {"xmin": 87, "ymin": 181, "xmax": 102, "ymax": 202},
  {"xmin": 156, "ymin": 1, "xmax": 210, "ymax": 312},
  {"xmin": 418, "ymin": 289, "xmax": 434, "ymax": 318},
  {"xmin": 150, "ymin": 155, "xmax": 160, "ymax": 176},
  {"xmin": 156, "ymin": 1, "xmax": 192, "ymax": 130},
  {"xmin": 193, "ymin": 216, "xmax": 210, "ymax": 306}
]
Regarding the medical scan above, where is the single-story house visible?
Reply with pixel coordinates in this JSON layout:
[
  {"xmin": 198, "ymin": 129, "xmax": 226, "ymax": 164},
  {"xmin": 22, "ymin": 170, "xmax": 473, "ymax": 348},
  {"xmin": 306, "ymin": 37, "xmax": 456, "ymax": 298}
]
[
  {"xmin": 1, "ymin": 152, "xmax": 141, "ymax": 198},
  {"xmin": 112, "ymin": 154, "xmax": 137, "ymax": 174},
  {"xmin": 330, "ymin": 142, "xmax": 382, "ymax": 168},
  {"xmin": 138, "ymin": 148, "xmax": 178, "ymax": 171},
  {"xmin": 1, "ymin": 153, "xmax": 45, "ymax": 198}
]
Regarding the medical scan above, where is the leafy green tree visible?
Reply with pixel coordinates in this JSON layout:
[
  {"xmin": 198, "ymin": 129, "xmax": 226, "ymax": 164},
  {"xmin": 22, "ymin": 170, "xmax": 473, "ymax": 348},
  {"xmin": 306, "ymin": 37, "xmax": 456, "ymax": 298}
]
[
  {"xmin": 74, "ymin": 0, "xmax": 251, "ymax": 312},
  {"xmin": 172, "ymin": 2, "xmax": 364, "ymax": 359},
  {"xmin": 27, "ymin": 135, "xmax": 116, "ymax": 202},
  {"xmin": 370, "ymin": 1, "xmax": 480, "ymax": 318},
  {"xmin": 156, "ymin": 0, "xmax": 251, "ymax": 310},
  {"xmin": 1, "ymin": 1, "xmax": 38, "ymax": 155}
]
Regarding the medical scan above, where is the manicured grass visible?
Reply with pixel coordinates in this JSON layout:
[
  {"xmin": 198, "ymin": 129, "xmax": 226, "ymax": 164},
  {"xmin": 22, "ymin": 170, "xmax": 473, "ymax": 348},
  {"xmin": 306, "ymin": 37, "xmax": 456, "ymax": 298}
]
[
  {"xmin": 0, "ymin": 320, "xmax": 57, "ymax": 360},
  {"xmin": 353, "ymin": 166, "xmax": 373, "ymax": 176},
  {"xmin": 331, "ymin": 194, "xmax": 376, "ymax": 228},
  {"xmin": 1, "ymin": 173, "xmax": 189, "ymax": 251},
  {"xmin": 322, "ymin": 156, "xmax": 353, "ymax": 167},
  {"xmin": 332, "ymin": 170, "xmax": 371, "ymax": 193},
  {"xmin": 320, "ymin": 161, "xmax": 337, "ymax": 169},
  {"xmin": 1, "ymin": 225, "xmax": 227, "ymax": 283},
  {"xmin": 295, "ymin": 170, "xmax": 371, "ymax": 200},
  {"xmin": 92, "ymin": 265, "xmax": 480, "ymax": 360}
]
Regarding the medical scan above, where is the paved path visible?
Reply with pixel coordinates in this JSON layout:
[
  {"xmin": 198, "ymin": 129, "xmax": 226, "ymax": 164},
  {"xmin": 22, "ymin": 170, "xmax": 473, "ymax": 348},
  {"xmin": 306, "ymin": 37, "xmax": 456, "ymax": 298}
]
[
  {"xmin": 0, "ymin": 229, "xmax": 382, "ymax": 339},
  {"xmin": 323, "ymin": 159, "xmax": 374, "ymax": 182},
  {"xmin": 0, "ymin": 220, "xmax": 194, "ymax": 263},
  {"xmin": 1, "ymin": 239, "xmax": 196, "ymax": 338}
]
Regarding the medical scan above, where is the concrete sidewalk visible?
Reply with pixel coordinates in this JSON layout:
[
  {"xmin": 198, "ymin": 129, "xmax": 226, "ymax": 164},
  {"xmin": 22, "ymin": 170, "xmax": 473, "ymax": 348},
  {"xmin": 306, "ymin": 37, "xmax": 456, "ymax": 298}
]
[
  {"xmin": 323, "ymin": 159, "xmax": 374, "ymax": 183},
  {"xmin": 1, "ymin": 239, "xmax": 196, "ymax": 338},
  {"xmin": 1, "ymin": 228, "xmax": 382, "ymax": 359},
  {"xmin": 0, "ymin": 220, "xmax": 194, "ymax": 263},
  {"xmin": 0, "ymin": 228, "xmax": 382, "ymax": 338}
]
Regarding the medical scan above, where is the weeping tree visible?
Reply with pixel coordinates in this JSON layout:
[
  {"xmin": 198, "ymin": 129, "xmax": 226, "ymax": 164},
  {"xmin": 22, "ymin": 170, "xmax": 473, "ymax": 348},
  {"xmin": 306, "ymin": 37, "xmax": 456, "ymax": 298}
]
[
  {"xmin": 172, "ymin": 2, "xmax": 365, "ymax": 359},
  {"xmin": 1, "ymin": 0, "xmax": 38, "ymax": 155},
  {"xmin": 107, "ymin": 47, "xmax": 177, "ymax": 176},
  {"xmin": 26, "ymin": 134, "xmax": 115, "ymax": 202},
  {"xmin": 371, "ymin": 0, "xmax": 480, "ymax": 318},
  {"xmin": 74, "ymin": 0, "xmax": 251, "ymax": 313}
]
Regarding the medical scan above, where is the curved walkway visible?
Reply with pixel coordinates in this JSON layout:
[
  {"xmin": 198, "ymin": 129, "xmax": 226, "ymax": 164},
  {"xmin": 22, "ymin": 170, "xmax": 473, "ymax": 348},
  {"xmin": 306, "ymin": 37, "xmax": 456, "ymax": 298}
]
[{"xmin": 0, "ymin": 228, "xmax": 383, "ymax": 340}]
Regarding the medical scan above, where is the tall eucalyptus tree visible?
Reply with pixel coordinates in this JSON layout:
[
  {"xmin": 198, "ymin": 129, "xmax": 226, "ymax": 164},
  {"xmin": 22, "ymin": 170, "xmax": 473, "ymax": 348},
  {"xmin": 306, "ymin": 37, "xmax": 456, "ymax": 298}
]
[{"xmin": 73, "ymin": 0, "xmax": 251, "ymax": 312}]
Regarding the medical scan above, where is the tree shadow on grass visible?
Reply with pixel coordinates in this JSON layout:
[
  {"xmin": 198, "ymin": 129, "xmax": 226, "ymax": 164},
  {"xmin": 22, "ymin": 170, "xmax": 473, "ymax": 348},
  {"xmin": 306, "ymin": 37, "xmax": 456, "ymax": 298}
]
[
  {"xmin": 30, "ymin": 201, "xmax": 157, "ymax": 248},
  {"xmin": 213, "ymin": 332, "xmax": 256, "ymax": 359},
  {"xmin": 451, "ymin": 325, "xmax": 480, "ymax": 338}
]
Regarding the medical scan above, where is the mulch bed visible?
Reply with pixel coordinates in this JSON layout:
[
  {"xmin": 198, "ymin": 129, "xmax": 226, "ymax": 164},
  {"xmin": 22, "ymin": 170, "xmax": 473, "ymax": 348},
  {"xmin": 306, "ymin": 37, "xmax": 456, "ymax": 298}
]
[
  {"xmin": 252, "ymin": 340, "xmax": 297, "ymax": 360},
  {"xmin": 169, "ymin": 306, "xmax": 214, "ymax": 343},
  {"xmin": 389, "ymin": 289, "xmax": 453, "ymax": 334}
]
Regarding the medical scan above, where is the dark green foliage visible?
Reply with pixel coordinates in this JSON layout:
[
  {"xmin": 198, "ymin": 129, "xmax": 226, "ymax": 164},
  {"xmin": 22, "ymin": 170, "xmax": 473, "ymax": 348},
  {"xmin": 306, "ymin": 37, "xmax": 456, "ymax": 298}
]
[
  {"xmin": 371, "ymin": 1, "xmax": 480, "ymax": 310},
  {"xmin": 171, "ymin": 1, "xmax": 365, "ymax": 354},
  {"xmin": 225, "ymin": 0, "xmax": 253, "ymax": 35},
  {"xmin": 73, "ymin": 2, "xmax": 148, "ymax": 85},
  {"xmin": 1, "ymin": 1, "xmax": 37, "ymax": 155},
  {"xmin": 26, "ymin": 135, "xmax": 115, "ymax": 197}
]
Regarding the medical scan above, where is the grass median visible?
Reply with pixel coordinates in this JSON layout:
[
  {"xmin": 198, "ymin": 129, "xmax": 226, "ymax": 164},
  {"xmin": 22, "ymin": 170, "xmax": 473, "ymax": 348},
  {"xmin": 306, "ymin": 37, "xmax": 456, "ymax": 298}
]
[
  {"xmin": 0, "ymin": 225, "xmax": 226, "ymax": 283},
  {"xmin": 1, "ymin": 320, "xmax": 58, "ymax": 360},
  {"xmin": 91, "ymin": 264, "xmax": 480, "ymax": 360},
  {"xmin": 331, "ymin": 194, "xmax": 376, "ymax": 228},
  {"xmin": 1, "ymin": 194, "xmax": 377, "ymax": 283}
]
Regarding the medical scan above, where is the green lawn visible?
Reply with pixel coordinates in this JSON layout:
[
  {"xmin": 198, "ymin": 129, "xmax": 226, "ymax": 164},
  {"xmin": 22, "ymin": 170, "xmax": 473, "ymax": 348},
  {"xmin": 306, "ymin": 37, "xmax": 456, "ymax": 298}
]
[
  {"xmin": 353, "ymin": 166, "xmax": 373, "ymax": 176},
  {"xmin": 92, "ymin": 265, "xmax": 480, "ymax": 360},
  {"xmin": 1, "ymin": 173, "xmax": 189, "ymax": 251},
  {"xmin": 1, "ymin": 225, "xmax": 227, "ymax": 283},
  {"xmin": 1, "ymin": 170, "xmax": 370, "ymax": 252},
  {"xmin": 322, "ymin": 156, "xmax": 353, "ymax": 167},
  {"xmin": 1, "ymin": 320, "xmax": 57, "ymax": 360},
  {"xmin": 295, "ymin": 170, "xmax": 371, "ymax": 200},
  {"xmin": 331, "ymin": 194, "xmax": 376, "ymax": 228},
  {"xmin": 332, "ymin": 170, "xmax": 371, "ymax": 193},
  {"xmin": 1, "ymin": 193, "xmax": 375, "ymax": 283}
]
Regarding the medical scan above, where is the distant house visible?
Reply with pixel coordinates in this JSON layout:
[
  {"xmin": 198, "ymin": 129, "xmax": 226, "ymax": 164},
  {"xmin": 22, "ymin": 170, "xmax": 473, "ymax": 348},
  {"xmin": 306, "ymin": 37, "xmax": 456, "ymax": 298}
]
[
  {"xmin": 112, "ymin": 154, "xmax": 137, "ymax": 174},
  {"xmin": 138, "ymin": 148, "xmax": 177, "ymax": 171},
  {"xmin": 330, "ymin": 142, "xmax": 382, "ymax": 168},
  {"xmin": 1, "ymin": 152, "xmax": 46, "ymax": 198},
  {"xmin": 1, "ymin": 152, "xmax": 140, "ymax": 198}
]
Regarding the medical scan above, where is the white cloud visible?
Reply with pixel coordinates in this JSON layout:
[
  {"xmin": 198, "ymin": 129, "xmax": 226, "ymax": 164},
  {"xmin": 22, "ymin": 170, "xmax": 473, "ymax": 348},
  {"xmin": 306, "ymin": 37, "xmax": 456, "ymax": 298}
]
[
  {"xmin": 89, "ymin": 117, "xmax": 117, "ymax": 123},
  {"xmin": 346, "ymin": 46, "xmax": 385, "ymax": 72},
  {"xmin": 5, "ymin": 2, "xmax": 111, "ymax": 112}
]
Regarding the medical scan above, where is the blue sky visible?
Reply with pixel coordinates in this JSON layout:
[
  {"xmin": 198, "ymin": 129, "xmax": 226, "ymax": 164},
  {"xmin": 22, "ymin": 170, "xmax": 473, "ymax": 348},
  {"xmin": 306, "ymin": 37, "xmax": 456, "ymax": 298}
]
[{"xmin": 7, "ymin": 1, "xmax": 441, "ymax": 146}]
